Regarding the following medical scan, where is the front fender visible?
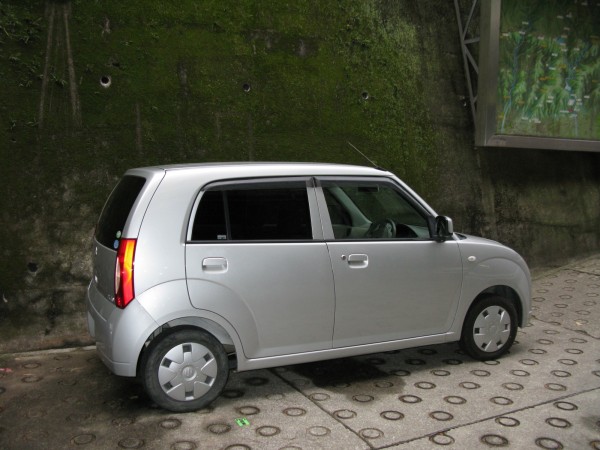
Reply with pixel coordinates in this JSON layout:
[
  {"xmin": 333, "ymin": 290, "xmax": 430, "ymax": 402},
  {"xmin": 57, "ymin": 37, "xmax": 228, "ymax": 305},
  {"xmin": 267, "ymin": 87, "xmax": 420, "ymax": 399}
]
[{"xmin": 452, "ymin": 254, "xmax": 532, "ymax": 333}]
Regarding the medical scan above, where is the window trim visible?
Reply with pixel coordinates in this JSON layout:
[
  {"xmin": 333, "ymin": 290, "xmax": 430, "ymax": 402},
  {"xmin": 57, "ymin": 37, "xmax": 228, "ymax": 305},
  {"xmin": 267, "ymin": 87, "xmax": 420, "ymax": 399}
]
[
  {"xmin": 314, "ymin": 176, "xmax": 434, "ymax": 242},
  {"xmin": 186, "ymin": 177, "xmax": 323, "ymax": 243}
]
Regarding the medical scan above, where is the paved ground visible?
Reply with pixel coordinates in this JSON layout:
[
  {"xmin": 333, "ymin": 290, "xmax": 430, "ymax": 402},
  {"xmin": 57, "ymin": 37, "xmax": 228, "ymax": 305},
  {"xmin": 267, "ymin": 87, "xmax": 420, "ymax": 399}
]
[{"xmin": 1, "ymin": 256, "xmax": 599, "ymax": 450}]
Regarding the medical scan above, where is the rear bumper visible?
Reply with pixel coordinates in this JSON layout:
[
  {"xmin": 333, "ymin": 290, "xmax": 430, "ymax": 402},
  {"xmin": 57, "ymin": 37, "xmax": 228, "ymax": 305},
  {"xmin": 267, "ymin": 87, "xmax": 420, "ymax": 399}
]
[{"xmin": 86, "ymin": 280, "xmax": 158, "ymax": 377}]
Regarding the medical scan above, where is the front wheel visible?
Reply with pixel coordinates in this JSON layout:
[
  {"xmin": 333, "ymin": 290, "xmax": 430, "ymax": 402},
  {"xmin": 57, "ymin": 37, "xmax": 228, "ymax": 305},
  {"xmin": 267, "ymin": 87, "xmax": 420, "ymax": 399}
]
[
  {"xmin": 141, "ymin": 329, "xmax": 229, "ymax": 412},
  {"xmin": 460, "ymin": 296, "xmax": 518, "ymax": 361}
]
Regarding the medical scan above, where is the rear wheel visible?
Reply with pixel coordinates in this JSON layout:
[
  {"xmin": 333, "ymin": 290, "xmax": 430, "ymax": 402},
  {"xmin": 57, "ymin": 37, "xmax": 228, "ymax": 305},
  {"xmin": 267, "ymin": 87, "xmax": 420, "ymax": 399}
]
[
  {"xmin": 460, "ymin": 296, "xmax": 517, "ymax": 361},
  {"xmin": 141, "ymin": 329, "xmax": 229, "ymax": 412}
]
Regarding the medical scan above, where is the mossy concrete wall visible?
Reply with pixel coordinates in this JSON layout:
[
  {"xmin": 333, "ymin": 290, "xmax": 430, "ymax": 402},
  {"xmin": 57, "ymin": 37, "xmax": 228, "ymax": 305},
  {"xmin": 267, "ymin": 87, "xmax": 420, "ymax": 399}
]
[{"xmin": 1, "ymin": 0, "xmax": 599, "ymax": 352}]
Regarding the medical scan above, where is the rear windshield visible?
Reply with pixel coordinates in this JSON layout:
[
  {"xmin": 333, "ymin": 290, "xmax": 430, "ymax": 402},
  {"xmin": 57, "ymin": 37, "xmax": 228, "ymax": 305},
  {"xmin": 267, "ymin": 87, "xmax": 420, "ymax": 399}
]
[{"xmin": 95, "ymin": 175, "xmax": 146, "ymax": 249}]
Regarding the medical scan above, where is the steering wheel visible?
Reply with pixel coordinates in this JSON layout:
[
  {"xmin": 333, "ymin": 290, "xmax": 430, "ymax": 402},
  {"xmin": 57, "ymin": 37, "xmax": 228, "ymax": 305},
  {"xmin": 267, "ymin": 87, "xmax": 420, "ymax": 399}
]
[{"xmin": 365, "ymin": 218, "xmax": 396, "ymax": 238}]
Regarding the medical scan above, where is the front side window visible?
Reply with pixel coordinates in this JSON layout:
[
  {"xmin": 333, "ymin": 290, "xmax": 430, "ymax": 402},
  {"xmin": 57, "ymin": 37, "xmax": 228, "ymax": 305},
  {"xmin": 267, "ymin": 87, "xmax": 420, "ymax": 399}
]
[
  {"xmin": 191, "ymin": 181, "xmax": 312, "ymax": 241},
  {"xmin": 321, "ymin": 179, "xmax": 429, "ymax": 240}
]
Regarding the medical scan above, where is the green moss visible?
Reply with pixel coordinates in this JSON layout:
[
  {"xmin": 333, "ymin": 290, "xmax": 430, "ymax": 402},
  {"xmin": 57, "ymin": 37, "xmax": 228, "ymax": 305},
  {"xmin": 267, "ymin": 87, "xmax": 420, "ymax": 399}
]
[
  {"xmin": 0, "ymin": 0, "xmax": 441, "ymax": 299},
  {"xmin": 63, "ymin": 0, "xmax": 438, "ymax": 174}
]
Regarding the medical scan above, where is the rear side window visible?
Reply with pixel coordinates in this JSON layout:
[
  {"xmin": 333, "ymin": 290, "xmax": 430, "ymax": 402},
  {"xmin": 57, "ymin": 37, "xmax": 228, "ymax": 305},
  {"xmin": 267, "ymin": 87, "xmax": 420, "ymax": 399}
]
[
  {"xmin": 96, "ymin": 175, "xmax": 146, "ymax": 249},
  {"xmin": 191, "ymin": 181, "xmax": 312, "ymax": 241}
]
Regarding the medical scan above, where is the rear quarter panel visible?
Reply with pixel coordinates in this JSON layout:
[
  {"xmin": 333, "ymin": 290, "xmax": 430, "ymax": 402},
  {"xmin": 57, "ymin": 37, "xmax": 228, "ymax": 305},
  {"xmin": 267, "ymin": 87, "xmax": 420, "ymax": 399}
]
[
  {"xmin": 133, "ymin": 170, "xmax": 198, "ymax": 296},
  {"xmin": 134, "ymin": 280, "xmax": 245, "ymax": 351},
  {"xmin": 131, "ymin": 169, "xmax": 258, "ymax": 363}
]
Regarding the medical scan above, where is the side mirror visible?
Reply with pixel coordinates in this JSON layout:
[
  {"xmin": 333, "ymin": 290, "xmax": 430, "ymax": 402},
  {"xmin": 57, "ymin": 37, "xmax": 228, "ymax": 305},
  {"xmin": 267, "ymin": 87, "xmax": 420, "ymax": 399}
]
[{"xmin": 431, "ymin": 216, "xmax": 454, "ymax": 241}]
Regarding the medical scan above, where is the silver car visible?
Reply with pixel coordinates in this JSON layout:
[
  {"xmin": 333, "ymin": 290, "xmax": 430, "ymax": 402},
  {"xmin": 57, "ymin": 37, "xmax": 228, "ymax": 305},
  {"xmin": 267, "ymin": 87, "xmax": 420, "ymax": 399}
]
[{"xmin": 87, "ymin": 162, "xmax": 531, "ymax": 412}]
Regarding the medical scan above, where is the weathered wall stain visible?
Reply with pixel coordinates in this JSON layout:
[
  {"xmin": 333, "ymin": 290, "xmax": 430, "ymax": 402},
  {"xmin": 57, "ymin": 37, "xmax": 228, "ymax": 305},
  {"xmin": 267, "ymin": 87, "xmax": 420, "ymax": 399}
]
[
  {"xmin": 0, "ymin": 0, "xmax": 598, "ymax": 352},
  {"xmin": 38, "ymin": 1, "xmax": 81, "ymax": 130}
]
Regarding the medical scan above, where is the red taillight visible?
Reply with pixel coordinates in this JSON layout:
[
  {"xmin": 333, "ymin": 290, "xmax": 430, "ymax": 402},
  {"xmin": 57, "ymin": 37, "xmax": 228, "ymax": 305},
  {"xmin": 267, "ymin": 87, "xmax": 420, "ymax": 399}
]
[{"xmin": 115, "ymin": 238, "xmax": 136, "ymax": 308}]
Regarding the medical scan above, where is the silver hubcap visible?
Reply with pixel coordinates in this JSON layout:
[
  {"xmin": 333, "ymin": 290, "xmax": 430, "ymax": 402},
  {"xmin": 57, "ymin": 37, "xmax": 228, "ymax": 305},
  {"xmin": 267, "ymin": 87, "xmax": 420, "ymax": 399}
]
[
  {"xmin": 473, "ymin": 306, "xmax": 512, "ymax": 352},
  {"xmin": 158, "ymin": 342, "xmax": 218, "ymax": 401}
]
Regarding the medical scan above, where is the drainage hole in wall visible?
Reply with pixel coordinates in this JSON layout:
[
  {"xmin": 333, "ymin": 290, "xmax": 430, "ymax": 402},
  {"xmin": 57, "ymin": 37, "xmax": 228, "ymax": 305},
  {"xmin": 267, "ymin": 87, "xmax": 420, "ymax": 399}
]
[{"xmin": 100, "ymin": 76, "xmax": 112, "ymax": 88}]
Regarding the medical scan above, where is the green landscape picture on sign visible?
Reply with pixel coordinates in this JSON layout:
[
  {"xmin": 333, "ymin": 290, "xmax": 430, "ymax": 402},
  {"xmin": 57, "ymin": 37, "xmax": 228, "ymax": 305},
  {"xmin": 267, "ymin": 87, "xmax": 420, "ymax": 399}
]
[{"xmin": 497, "ymin": 0, "xmax": 599, "ymax": 140}]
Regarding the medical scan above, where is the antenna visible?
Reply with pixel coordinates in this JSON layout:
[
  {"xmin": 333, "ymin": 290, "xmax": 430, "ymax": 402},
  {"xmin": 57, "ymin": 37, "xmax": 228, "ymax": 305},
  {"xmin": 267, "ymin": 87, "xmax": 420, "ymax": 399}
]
[{"xmin": 347, "ymin": 141, "xmax": 383, "ymax": 170}]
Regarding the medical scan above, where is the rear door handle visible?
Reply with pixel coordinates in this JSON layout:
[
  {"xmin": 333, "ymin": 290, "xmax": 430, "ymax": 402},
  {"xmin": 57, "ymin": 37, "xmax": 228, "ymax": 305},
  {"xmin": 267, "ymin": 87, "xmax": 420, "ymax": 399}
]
[
  {"xmin": 342, "ymin": 254, "xmax": 369, "ymax": 268},
  {"xmin": 202, "ymin": 257, "xmax": 228, "ymax": 273}
]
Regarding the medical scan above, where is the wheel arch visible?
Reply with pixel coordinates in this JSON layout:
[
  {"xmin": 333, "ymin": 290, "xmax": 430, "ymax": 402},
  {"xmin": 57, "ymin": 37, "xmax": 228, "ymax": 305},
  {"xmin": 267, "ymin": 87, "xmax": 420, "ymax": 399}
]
[
  {"xmin": 454, "ymin": 284, "xmax": 526, "ymax": 341},
  {"xmin": 476, "ymin": 285, "xmax": 524, "ymax": 326},
  {"xmin": 137, "ymin": 316, "xmax": 240, "ymax": 376}
]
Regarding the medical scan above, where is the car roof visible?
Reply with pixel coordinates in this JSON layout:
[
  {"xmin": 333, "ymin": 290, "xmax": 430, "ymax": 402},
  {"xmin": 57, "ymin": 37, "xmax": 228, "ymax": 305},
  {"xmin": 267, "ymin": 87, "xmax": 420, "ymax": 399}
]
[
  {"xmin": 130, "ymin": 162, "xmax": 393, "ymax": 178},
  {"xmin": 123, "ymin": 162, "xmax": 438, "ymax": 224}
]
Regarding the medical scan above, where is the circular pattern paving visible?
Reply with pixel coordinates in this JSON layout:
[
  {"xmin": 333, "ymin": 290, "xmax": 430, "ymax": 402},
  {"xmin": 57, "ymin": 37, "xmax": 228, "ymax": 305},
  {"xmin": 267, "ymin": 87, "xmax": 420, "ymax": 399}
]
[
  {"xmin": 359, "ymin": 428, "xmax": 383, "ymax": 439},
  {"xmin": 71, "ymin": 434, "xmax": 96, "ymax": 445},
  {"xmin": 333, "ymin": 409, "xmax": 356, "ymax": 419},
  {"xmin": 283, "ymin": 407, "xmax": 306, "ymax": 417},
  {"xmin": 237, "ymin": 406, "xmax": 260, "ymax": 416},
  {"xmin": 380, "ymin": 410, "xmax": 404, "ymax": 420},
  {"xmin": 398, "ymin": 394, "xmax": 422, "ymax": 404},
  {"xmin": 307, "ymin": 426, "xmax": 330, "ymax": 437},
  {"xmin": 429, "ymin": 411, "xmax": 453, "ymax": 421},
  {"xmin": 160, "ymin": 418, "xmax": 182, "ymax": 430},
  {"xmin": 430, "ymin": 433, "xmax": 454, "ymax": 445},
  {"xmin": 481, "ymin": 434, "xmax": 509, "ymax": 446},
  {"xmin": 535, "ymin": 437, "xmax": 563, "ymax": 449},
  {"xmin": 495, "ymin": 417, "xmax": 520, "ymax": 427},
  {"xmin": 308, "ymin": 392, "xmax": 330, "ymax": 401},
  {"xmin": 256, "ymin": 425, "xmax": 280, "ymax": 437},
  {"xmin": 444, "ymin": 395, "xmax": 467, "ymax": 405},
  {"xmin": 117, "ymin": 438, "xmax": 144, "ymax": 449},
  {"xmin": 171, "ymin": 442, "xmax": 197, "ymax": 450},
  {"xmin": 1, "ymin": 266, "xmax": 599, "ymax": 450},
  {"xmin": 207, "ymin": 423, "xmax": 231, "ymax": 435},
  {"xmin": 545, "ymin": 417, "xmax": 571, "ymax": 428}
]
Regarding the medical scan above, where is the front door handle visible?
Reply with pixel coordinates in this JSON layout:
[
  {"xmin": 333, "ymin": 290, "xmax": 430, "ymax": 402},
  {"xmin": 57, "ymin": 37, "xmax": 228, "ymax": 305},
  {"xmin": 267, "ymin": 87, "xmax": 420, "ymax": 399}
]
[
  {"xmin": 342, "ymin": 253, "xmax": 369, "ymax": 268},
  {"xmin": 202, "ymin": 257, "xmax": 228, "ymax": 273}
]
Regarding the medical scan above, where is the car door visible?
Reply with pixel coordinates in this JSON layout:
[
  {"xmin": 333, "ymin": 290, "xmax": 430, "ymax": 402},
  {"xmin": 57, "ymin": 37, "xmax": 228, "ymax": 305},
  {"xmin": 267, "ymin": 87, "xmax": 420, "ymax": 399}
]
[
  {"xmin": 316, "ymin": 177, "xmax": 463, "ymax": 348},
  {"xmin": 185, "ymin": 178, "xmax": 336, "ymax": 359}
]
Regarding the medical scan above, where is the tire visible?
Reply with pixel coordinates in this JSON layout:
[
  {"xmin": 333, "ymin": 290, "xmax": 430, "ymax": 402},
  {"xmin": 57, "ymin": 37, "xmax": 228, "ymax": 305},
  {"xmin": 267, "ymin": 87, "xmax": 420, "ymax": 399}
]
[
  {"xmin": 141, "ymin": 329, "xmax": 229, "ymax": 412},
  {"xmin": 460, "ymin": 296, "xmax": 518, "ymax": 361}
]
